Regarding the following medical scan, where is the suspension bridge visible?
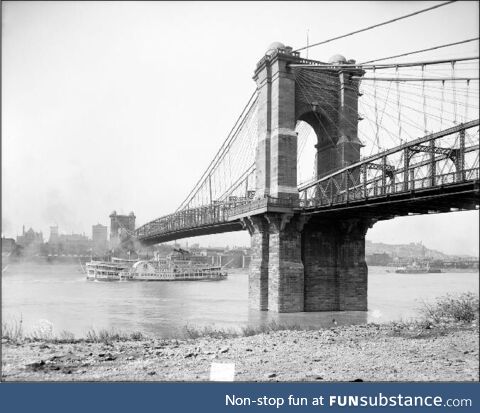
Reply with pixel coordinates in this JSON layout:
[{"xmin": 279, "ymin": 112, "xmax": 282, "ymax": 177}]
[{"xmin": 133, "ymin": 8, "xmax": 479, "ymax": 313}]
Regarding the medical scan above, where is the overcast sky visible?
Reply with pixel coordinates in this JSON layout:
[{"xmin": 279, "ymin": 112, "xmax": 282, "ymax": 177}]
[{"xmin": 2, "ymin": 1, "xmax": 479, "ymax": 255}]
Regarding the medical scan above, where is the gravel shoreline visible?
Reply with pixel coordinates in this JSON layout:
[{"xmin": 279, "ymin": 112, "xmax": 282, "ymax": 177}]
[{"xmin": 2, "ymin": 322, "xmax": 478, "ymax": 382}]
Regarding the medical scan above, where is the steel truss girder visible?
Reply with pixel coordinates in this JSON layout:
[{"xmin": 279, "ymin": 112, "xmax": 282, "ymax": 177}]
[
  {"xmin": 363, "ymin": 162, "xmax": 395, "ymax": 172},
  {"xmin": 298, "ymin": 119, "xmax": 479, "ymax": 192},
  {"xmin": 410, "ymin": 145, "xmax": 454, "ymax": 156}
]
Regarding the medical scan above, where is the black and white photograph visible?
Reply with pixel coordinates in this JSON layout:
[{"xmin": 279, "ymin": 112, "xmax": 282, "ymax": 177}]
[{"xmin": 1, "ymin": 1, "xmax": 479, "ymax": 383}]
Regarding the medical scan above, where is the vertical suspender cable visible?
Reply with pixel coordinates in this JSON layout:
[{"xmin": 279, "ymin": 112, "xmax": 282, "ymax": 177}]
[
  {"xmin": 422, "ymin": 64, "xmax": 428, "ymax": 134},
  {"xmin": 373, "ymin": 67, "xmax": 380, "ymax": 151},
  {"xmin": 464, "ymin": 79, "xmax": 470, "ymax": 123},
  {"xmin": 395, "ymin": 66, "xmax": 403, "ymax": 143},
  {"xmin": 440, "ymin": 80, "xmax": 445, "ymax": 130},
  {"xmin": 452, "ymin": 61, "xmax": 457, "ymax": 123}
]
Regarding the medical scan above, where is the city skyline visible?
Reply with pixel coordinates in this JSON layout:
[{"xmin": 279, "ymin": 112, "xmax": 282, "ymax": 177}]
[{"xmin": 5, "ymin": 218, "xmax": 479, "ymax": 259}]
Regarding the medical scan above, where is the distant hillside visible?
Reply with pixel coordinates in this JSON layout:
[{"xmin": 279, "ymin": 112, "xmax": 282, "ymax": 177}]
[{"xmin": 365, "ymin": 240, "xmax": 453, "ymax": 259}]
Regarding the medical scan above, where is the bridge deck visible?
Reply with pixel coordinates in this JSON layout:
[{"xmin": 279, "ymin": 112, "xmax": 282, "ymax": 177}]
[{"xmin": 137, "ymin": 176, "xmax": 479, "ymax": 245}]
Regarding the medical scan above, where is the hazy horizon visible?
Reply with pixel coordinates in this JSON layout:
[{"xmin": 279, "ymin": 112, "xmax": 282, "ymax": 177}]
[{"xmin": 4, "ymin": 215, "xmax": 479, "ymax": 258}]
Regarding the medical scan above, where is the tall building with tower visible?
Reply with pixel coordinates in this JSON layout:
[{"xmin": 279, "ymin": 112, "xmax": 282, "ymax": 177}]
[
  {"xmin": 16, "ymin": 226, "xmax": 43, "ymax": 247},
  {"xmin": 49, "ymin": 226, "xmax": 59, "ymax": 243},
  {"xmin": 109, "ymin": 211, "xmax": 135, "ymax": 246},
  {"xmin": 92, "ymin": 224, "xmax": 108, "ymax": 255}
]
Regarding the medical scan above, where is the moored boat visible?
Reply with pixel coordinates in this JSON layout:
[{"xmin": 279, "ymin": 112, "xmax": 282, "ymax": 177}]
[
  {"xmin": 127, "ymin": 260, "xmax": 227, "ymax": 281},
  {"xmin": 85, "ymin": 261, "xmax": 132, "ymax": 281},
  {"xmin": 85, "ymin": 249, "xmax": 228, "ymax": 282},
  {"xmin": 394, "ymin": 262, "xmax": 442, "ymax": 274}
]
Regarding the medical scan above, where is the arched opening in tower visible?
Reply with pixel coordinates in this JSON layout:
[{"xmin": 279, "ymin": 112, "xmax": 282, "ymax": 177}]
[{"xmin": 296, "ymin": 120, "xmax": 317, "ymax": 186}]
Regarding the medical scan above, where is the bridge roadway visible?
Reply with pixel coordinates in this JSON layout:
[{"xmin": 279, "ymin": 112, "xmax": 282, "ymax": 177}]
[
  {"xmin": 136, "ymin": 173, "xmax": 479, "ymax": 245},
  {"xmin": 135, "ymin": 121, "xmax": 480, "ymax": 245},
  {"xmin": 136, "ymin": 177, "xmax": 479, "ymax": 245}
]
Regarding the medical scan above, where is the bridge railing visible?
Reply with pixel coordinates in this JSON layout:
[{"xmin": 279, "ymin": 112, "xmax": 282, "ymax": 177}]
[
  {"xmin": 225, "ymin": 196, "xmax": 301, "ymax": 218},
  {"xmin": 298, "ymin": 167, "xmax": 479, "ymax": 208},
  {"xmin": 135, "ymin": 197, "xmax": 255, "ymax": 239},
  {"xmin": 135, "ymin": 195, "xmax": 304, "ymax": 240},
  {"xmin": 224, "ymin": 197, "xmax": 267, "ymax": 217}
]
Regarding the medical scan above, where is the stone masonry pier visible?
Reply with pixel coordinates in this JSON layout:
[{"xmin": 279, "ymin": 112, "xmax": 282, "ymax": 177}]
[{"xmin": 245, "ymin": 214, "xmax": 374, "ymax": 312}]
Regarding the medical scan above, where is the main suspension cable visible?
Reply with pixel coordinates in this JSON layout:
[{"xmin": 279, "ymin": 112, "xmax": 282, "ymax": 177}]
[
  {"xmin": 361, "ymin": 37, "xmax": 479, "ymax": 64},
  {"xmin": 294, "ymin": 1, "xmax": 456, "ymax": 52}
]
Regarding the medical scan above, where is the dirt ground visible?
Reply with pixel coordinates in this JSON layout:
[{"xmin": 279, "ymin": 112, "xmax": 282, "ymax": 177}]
[{"xmin": 2, "ymin": 322, "xmax": 478, "ymax": 382}]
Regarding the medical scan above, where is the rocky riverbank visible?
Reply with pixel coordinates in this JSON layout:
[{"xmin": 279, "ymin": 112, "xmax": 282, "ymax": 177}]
[{"xmin": 2, "ymin": 321, "xmax": 478, "ymax": 382}]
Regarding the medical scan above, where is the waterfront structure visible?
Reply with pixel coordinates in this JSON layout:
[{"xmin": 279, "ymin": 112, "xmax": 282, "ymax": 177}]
[
  {"xmin": 47, "ymin": 226, "xmax": 91, "ymax": 256},
  {"xmin": 49, "ymin": 226, "xmax": 59, "ymax": 243},
  {"xmin": 16, "ymin": 226, "xmax": 43, "ymax": 247},
  {"xmin": 92, "ymin": 224, "xmax": 108, "ymax": 255},
  {"xmin": 58, "ymin": 233, "xmax": 91, "ymax": 255},
  {"xmin": 134, "ymin": 43, "xmax": 479, "ymax": 313},
  {"xmin": 1, "ymin": 237, "xmax": 16, "ymax": 254}
]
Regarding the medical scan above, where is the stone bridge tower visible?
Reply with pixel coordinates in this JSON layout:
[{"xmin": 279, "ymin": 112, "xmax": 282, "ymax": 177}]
[{"xmin": 246, "ymin": 42, "xmax": 373, "ymax": 312}]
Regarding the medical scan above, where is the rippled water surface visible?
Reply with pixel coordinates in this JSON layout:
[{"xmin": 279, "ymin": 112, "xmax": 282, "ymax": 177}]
[{"xmin": 2, "ymin": 263, "xmax": 478, "ymax": 337}]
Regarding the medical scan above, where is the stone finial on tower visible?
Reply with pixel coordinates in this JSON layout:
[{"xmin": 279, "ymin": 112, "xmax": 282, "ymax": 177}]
[
  {"xmin": 328, "ymin": 54, "xmax": 347, "ymax": 64},
  {"xmin": 265, "ymin": 41, "xmax": 294, "ymax": 57}
]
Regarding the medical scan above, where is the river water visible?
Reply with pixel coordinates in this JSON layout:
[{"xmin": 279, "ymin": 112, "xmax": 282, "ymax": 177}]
[{"xmin": 2, "ymin": 263, "xmax": 478, "ymax": 338}]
